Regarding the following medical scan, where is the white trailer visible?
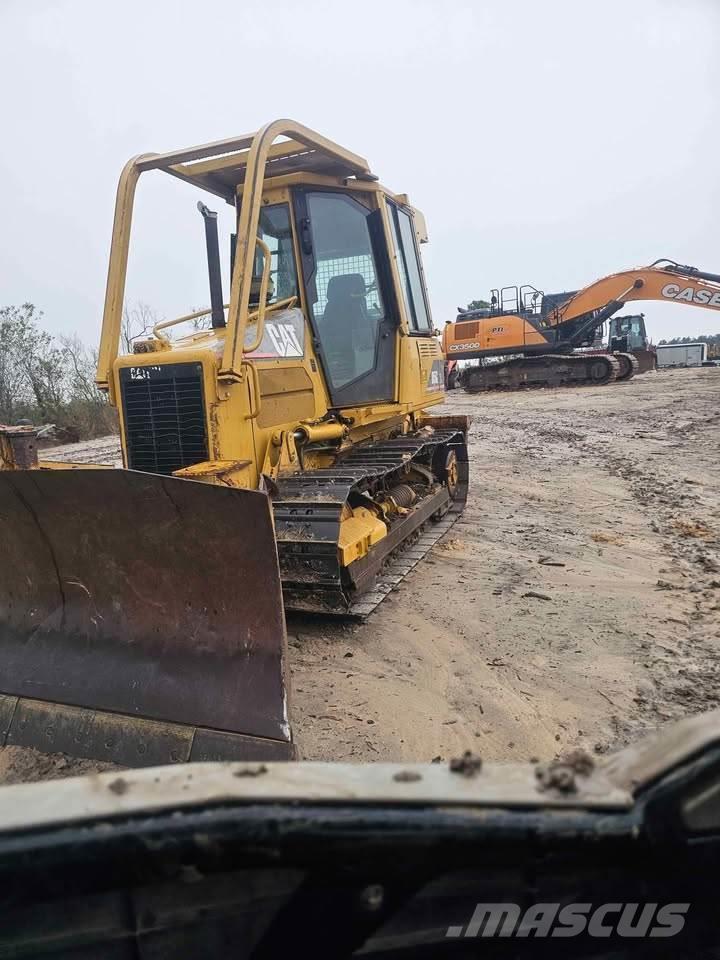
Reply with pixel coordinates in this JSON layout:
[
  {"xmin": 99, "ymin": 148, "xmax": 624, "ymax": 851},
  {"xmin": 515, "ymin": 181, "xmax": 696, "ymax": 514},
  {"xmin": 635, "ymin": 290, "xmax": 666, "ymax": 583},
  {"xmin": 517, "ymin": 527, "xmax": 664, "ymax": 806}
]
[{"xmin": 656, "ymin": 343, "xmax": 707, "ymax": 368}]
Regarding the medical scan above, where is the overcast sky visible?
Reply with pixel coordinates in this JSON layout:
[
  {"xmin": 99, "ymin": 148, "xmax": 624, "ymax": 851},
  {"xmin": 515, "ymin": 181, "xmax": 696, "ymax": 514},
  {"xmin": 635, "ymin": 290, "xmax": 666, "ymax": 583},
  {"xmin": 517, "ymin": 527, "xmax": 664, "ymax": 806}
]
[{"xmin": 1, "ymin": 0, "xmax": 718, "ymax": 345}]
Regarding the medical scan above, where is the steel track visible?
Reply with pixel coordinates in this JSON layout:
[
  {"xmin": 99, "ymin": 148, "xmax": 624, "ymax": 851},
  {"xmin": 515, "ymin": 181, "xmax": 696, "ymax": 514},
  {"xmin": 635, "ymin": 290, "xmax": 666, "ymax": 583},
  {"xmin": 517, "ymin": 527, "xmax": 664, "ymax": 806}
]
[
  {"xmin": 274, "ymin": 426, "xmax": 469, "ymax": 618},
  {"xmin": 462, "ymin": 352, "xmax": 621, "ymax": 392}
]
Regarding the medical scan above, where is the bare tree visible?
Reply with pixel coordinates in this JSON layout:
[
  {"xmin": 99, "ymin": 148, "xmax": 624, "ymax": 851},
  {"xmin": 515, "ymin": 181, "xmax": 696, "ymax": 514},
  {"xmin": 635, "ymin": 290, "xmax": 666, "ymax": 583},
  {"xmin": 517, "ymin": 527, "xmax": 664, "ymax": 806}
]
[
  {"xmin": 59, "ymin": 334, "xmax": 104, "ymax": 404},
  {"xmin": 191, "ymin": 312, "xmax": 212, "ymax": 332},
  {"xmin": 58, "ymin": 334, "xmax": 118, "ymax": 437},
  {"xmin": 0, "ymin": 304, "xmax": 118, "ymax": 438},
  {"xmin": 0, "ymin": 304, "xmax": 33, "ymax": 422},
  {"xmin": 121, "ymin": 301, "xmax": 158, "ymax": 353},
  {"xmin": 21, "ymin": 331, "xmax": 68, "ymax": 421},
  {"xmin": 0, "ymin": 303, "xmax": 67, "ymax": 422}
]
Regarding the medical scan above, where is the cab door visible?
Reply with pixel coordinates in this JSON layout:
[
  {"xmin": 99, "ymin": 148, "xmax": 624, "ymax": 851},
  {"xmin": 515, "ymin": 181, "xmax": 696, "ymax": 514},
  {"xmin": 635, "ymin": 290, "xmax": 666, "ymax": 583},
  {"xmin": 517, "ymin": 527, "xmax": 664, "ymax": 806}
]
[{"xmin": 293, "ymin": 190, "xmax": 398, "ymax": 408}]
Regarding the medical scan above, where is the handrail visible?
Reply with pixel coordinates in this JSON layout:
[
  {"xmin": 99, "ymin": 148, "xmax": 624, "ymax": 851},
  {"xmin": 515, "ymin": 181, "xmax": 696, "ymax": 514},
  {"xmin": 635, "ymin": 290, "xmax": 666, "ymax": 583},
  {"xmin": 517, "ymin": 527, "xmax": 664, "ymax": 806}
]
[
  {"xmin": 242, "ymin": 359, "xmax": 262, "ymax": 419},
  {"xmin": 243, "ymin": 296, "xmax": 298, "ymax": 351},
  {"xmin": 152, "ymin": 304, "xmax": 229, "ymax": 344},
  {"xmin": 148, "ymin": 293, "xmax": 299, "ymax": 347}
]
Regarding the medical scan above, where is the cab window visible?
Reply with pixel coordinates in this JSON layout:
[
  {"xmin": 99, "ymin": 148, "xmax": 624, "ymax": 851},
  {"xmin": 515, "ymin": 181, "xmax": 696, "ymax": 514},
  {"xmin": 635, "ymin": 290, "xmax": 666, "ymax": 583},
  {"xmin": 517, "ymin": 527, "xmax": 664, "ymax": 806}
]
[
  {"xmin": 303, "ymin": 191, "xmax": 386, "ymax": 389},
  {"xmin": 250, "ymin": 203, "xmax": 298, "ymax": 305},
  {"xmin": 387, "ymin": 202, "xmax": 432, "ymax": 332}
]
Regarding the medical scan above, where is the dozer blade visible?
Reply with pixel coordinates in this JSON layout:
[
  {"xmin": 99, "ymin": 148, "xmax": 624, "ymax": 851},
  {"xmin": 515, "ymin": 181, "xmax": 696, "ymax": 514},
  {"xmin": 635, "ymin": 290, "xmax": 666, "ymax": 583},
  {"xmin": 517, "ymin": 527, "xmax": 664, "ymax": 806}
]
[{"xmin": 0, "ymin": 469, "xmax": 293, "ymax": 766}]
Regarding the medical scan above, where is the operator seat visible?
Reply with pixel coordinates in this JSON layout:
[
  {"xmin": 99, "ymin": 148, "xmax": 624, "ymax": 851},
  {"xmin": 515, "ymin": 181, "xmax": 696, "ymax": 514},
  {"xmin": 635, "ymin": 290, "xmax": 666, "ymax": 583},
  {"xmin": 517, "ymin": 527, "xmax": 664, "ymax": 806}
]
[{"xmin": 320, "ymin": 273, "xmax": 374, "ymax": 382}]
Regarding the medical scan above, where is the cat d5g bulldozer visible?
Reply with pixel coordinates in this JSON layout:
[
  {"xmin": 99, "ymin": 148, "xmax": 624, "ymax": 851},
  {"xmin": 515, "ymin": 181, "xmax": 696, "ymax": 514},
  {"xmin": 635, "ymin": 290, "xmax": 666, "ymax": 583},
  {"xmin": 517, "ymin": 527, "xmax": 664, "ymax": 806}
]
[{"xmin": 0, "ymin": 121, "xmax": 468, "ymax": 768}]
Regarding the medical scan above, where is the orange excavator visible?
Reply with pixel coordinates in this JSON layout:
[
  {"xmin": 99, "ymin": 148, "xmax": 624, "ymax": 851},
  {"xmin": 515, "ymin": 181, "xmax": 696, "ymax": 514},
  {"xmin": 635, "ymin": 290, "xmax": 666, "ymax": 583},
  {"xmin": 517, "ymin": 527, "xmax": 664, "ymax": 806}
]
[{"xmin": 443, "ymin": 260, "xmax": 720, "ymax": 391}]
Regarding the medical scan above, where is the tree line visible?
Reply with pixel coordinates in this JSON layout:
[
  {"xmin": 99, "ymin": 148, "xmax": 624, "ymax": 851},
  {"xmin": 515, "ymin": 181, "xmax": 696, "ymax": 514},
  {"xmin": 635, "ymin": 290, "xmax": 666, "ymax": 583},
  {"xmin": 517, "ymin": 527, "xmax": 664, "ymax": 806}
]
[
  {"xmin": 0, "ymin": 302, "xmax": 157, "ymax": 440},
  {"xmin": 657, "ymin": 333, "xmax": 720, "ymax": 346}
]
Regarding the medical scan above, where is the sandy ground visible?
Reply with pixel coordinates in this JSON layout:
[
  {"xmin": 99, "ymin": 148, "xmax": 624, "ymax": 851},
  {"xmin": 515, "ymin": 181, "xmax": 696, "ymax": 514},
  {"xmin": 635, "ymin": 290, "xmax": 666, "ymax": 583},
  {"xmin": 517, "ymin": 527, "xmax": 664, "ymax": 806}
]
[
  {"xmin": 292, "ymin": 367, "xmax": 720, "ymax": 763},
  {"xmin": 40, "ymin": 434, "xmax": 123, "ymax": 466},
  {"xmin": 1, "ymin": 367, "xmax": 718, "ymax": 782}
]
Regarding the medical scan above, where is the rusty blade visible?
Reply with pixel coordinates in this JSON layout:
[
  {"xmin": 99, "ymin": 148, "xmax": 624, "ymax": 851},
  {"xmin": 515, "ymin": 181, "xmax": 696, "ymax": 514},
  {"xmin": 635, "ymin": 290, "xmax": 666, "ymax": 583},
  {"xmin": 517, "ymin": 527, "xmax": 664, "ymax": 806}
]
[{"xmin": 0, "ymin": 469, "xmax": 291, "ymax": 764}]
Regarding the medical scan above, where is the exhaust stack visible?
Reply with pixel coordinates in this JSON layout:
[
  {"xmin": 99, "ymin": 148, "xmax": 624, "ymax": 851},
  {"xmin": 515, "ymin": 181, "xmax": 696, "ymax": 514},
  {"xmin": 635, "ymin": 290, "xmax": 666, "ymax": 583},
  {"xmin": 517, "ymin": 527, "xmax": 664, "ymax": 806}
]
[{"xmin": 197, "ymin": 202, "xmax": 226, "ymax": 329}]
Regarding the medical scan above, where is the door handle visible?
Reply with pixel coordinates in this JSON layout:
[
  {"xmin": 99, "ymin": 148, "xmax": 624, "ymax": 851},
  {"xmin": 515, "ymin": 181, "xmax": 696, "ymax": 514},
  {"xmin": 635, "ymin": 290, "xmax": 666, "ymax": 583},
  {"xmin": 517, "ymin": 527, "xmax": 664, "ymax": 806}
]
[{"xmin": 300, "ymin": 217, "xmax": 312, "ymax": 255}]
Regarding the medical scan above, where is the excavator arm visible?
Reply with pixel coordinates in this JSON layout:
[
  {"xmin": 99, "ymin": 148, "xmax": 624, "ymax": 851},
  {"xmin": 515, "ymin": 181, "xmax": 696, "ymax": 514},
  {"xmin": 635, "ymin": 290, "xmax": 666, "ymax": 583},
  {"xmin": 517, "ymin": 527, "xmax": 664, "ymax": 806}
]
[{"xmin": 552, "ymin": 259, "xmax": 720, "ymax": 327}]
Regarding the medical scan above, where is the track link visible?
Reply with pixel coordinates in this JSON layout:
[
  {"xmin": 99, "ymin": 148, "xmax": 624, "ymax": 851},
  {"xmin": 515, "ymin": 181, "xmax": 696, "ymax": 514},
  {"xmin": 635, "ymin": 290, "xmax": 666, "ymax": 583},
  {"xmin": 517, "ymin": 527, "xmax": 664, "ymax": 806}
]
[{"xmin": 346, "ymin": 507, "xmax": 461, "ymax": 618}]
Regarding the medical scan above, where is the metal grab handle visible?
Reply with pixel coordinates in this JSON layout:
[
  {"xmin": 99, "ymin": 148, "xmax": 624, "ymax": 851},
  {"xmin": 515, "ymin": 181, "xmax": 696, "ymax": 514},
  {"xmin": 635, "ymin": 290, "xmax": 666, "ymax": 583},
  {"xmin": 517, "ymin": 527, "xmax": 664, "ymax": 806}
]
[
  {"xmin": 244, "ymin": 296, "xmax": 298, "ymax": 341},
  {"xmin": 152, "ymin": 304, "xmax": 229, "ymax": 344},
  {"xmin": 243, "ymin": 237, "xmax": 271, "ymax": 355},
  {"xmin": 151, "ymin": 294, "xmax": 298, "ymax": 346},
  {"xmin": 242, "ymin": 359, "xmax": 262, "ymax": 420}
]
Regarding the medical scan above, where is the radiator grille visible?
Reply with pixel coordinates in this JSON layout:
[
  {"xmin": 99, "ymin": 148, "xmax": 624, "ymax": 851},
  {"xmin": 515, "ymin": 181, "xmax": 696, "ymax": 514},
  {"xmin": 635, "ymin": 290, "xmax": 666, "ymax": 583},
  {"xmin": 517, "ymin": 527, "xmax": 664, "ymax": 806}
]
[
  {"xmin": 120, "ymin": 363, "xmax": 208, "ymax": 475},
  {"xmin": 417, "ymin": 339, "xmax": 439, "ymax": 358}
]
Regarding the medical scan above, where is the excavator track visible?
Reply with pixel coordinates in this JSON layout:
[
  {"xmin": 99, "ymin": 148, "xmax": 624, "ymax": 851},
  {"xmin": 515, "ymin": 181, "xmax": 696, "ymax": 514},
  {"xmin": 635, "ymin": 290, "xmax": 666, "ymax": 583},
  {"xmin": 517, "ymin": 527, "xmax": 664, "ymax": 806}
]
[
  {"xmin": 274, "ymin": 420, "xmax": 469, "ymax": 618},
  {"xmin": 461, "ymin": 352, "xmax": 620, "ymax": 392}
]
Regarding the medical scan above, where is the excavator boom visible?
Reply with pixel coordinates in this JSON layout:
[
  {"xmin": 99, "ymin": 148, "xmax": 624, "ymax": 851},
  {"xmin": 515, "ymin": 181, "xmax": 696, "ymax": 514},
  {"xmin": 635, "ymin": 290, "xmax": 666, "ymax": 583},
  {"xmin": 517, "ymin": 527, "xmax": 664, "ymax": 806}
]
[{"xmin": 552, "ymin": 259, "xmax": 720, "ymax": 326}]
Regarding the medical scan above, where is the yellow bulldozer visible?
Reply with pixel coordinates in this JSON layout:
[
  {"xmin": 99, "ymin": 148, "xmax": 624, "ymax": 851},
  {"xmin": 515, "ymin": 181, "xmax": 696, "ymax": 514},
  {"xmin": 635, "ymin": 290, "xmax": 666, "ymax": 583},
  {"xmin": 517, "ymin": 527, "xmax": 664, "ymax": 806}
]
[{"xmin": 0, "ymin": 121, "xmax": 468, "ymax": 767}]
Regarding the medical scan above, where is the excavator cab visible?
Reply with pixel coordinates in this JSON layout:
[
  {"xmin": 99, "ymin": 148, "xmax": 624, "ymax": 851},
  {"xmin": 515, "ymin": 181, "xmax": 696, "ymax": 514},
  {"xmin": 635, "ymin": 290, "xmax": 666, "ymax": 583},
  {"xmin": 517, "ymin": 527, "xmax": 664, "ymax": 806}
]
[{"xmin": 0, "ymin": 121, "xmax": 466, "ymax": 768}]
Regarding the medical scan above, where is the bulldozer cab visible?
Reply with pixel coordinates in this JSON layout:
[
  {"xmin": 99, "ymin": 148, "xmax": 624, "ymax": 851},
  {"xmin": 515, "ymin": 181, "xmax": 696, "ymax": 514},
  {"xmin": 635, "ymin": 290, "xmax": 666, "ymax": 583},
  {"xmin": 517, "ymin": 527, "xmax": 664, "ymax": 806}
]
[
  {"xmin": 294, "ymin": 189, "xmax": 398, "ymax": 405},
  {"xmin": 246, "ymin": 188, "xmax": 433, "ymax": 409},
  {"xmin": 244, "ymin": 189, "xmax": 399, "ymax": 404},
  {"xmin": 609, "ymin": 313, "xmax": 648, "ymax": 352}
]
